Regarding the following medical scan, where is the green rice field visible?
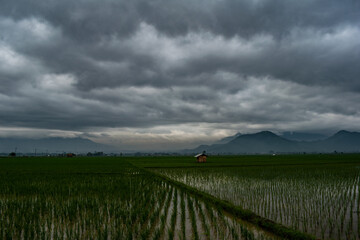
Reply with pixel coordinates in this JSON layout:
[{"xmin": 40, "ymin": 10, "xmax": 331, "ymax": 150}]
[
  {"xmin": 1, "ymin": 154, "xmax": 359, "ymax": 239},
  {"xmin": 0, "ymin": 157, "xmax": 275, "ymax": 240},
  {"xmin": 144, "ymin": 155, "xmax": 360, "ymax": 240}
]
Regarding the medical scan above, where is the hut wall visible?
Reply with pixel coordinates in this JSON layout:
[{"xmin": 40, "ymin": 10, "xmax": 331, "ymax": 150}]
[{"xmin": 197, "ymin": 155, "xmax": 207, "ymax": 163}]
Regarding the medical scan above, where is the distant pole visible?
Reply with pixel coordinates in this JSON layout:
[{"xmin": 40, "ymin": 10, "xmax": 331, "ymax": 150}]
[
  {"xmin": 34, "ymin": 148, "xmax": 37, "ymax": 156},
  {"xmin": 14, "ymin": 147, "xmax": 17, "ymax": 154}
]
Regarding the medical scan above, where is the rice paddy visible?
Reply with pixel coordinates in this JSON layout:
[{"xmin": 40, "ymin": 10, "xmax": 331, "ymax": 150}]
[
  {"xmin": 153, "ymin": 159, "xmax": 360, "ymax": 239},
  {"xmin": 2, "ymin": 155, "xmax": 359, "ymax": 239},
  {"xmin": 0, "ymin": 157, "xmax": 276, "ymax": 240}
]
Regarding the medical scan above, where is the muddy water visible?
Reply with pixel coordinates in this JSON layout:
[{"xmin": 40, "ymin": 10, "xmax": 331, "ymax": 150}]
[
  {"xmin": 145, "ymin": 183, "xmax": 280, "ymax": 239},
  {"xmin": 173, "ymin": 192, "xmax": 182, "ymax": 240},
  {"xmin": 164, "ymin": 190, "xmax": 176, "ymax": 239},
  {"xmin": 154, "ymin": 166, "xmax": 360, "ymax": 240},
  {"xmin": 183, "ymin": 196, "xmax": 194, "ymax": 239},
  {"xmin": 193, "ymin": 200, "xmax": 210, "ymax": 240},
  {"xmin": 169, "ymin": 185, "xmax": 279, "ymax": 240}
]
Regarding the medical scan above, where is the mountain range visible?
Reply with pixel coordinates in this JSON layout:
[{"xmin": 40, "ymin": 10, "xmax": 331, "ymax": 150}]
[
  {"xmin": 187, "ymin": 130, "xmax": 360, "ymax": 154},
  {"xmin": 1, "ymin": 130, "xmax": 359, "ymax": 154},
  {"xmin": 0, "ymin": 137, "xmax": 114, "ymax": 154}
]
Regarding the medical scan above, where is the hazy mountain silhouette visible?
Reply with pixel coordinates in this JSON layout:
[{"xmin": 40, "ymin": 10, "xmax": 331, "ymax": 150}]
[
  {"xmin": 215, "ymin": 132, "xmax": 242, "ymax": 144},
  {"xmin": 2, "ymin": 130, "xmax": 359, "ymax": 154},
  {"xmin": 188, "ymin": 130, "xmax": 360, "ymax": 154},
  {"xmin": 0, "ymin": 137, "xmax": 114, "ymax": 154},
  {"xmin": 280, "ymin": 132, "xmax": 328, "ymax": 141},
  {"xmin": 313, "ymin": 130, "xmax": 360, "ymax": 152}
]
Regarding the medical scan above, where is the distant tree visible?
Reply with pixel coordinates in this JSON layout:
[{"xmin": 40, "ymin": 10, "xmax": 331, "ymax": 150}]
[{"xmin": 8, "ymin": 152, "xmax": 16, "ymax": 157}]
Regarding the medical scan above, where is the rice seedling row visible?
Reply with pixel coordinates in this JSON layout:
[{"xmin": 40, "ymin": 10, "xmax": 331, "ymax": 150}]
[{"xmin": 154, "ymin": 163, "xmax": 360, "ymax": 239}]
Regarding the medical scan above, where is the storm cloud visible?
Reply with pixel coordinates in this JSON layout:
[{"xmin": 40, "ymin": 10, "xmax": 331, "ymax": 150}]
[{"xmin": 0, "ymin": 0, "xmax": 359, "ymax": 150}]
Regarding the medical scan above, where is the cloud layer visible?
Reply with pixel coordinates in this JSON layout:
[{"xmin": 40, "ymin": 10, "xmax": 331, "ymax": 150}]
[{"xmin": 0, "ymin": 0, "xmax": 359, "ymax": 150}]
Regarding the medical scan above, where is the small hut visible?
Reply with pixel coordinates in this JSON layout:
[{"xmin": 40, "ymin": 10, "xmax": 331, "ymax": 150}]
[
  {"xmin": 194, "ymin": 151, "xmax": 207, "ymax": 163},
  {"xmin": 8, "ymin": 152, "xmax": 16, "ymax": 157}
]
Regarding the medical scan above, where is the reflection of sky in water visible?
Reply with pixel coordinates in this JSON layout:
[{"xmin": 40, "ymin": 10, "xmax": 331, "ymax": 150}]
[{"xmin": 155, "ymin": 165, "xmax": 360, "ymax": 240}]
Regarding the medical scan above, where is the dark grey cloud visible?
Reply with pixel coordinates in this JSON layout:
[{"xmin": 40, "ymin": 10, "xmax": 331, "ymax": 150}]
[
  {"xmin": 2, "ymin": 0, "xmax": 359, "ymax": 90},
  {"xmin": 2, "ymin": 0, "xmax": 358, "ymax": 38},
  {"xmin": 0, "ymin": 0, "xmax": 359, "ymax": 146},
  {"xmin": 0, "ymin": 0, "xmax": 140, "ymax": 40}
]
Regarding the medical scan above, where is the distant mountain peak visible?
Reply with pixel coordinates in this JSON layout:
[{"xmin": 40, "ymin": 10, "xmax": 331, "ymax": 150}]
[
  {"xmin": 335, "ymin": 130, "xmax": 351, "ymax": 135},
  {"xmin": 256, "ymin": 131, "xmax": 277, "ymax": 136},
  {"xmin": 240, "ymin": 131, "xmax": 280, "ymax": 139},
  {"xmin": 330, "ymin": 130, "xmax": 360, "ymax": 140},
  {"xmin": 215, "ymin": 132, "xmax": 242, "ymax": 144}
]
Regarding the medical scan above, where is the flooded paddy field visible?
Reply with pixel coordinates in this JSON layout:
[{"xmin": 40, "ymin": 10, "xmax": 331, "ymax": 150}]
[
  {"xmin": 153, "ymin": 156, "xmax": 360, "ymax": 240},
  {"xmin": 0, "ymin": 157, "xmax": 276, "ymax": 240}
]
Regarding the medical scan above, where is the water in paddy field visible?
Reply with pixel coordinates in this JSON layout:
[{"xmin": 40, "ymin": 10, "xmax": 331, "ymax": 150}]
[
  {"xmin": 154, "ymin": 164, "xmax": 360, "ymax": 239},
  {"xmin": 0, "ymin": 164, "xmax": 276, "ymax": 240},
  {"xmin": 148, "ymin": 183, "xmax": 277, "ymax": 240}
]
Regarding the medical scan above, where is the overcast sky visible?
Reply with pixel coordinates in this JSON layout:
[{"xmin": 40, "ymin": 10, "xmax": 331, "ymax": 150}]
[{"xmin": 0, "ymin": 0, "xmax": 359, "ymax": 150}]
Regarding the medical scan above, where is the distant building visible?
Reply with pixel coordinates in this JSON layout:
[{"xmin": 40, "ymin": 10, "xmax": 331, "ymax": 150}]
[
  {"xmin": 66, "ymin": 153, "xmax": 76, "ymax": 157},
  {"xmin": 8, "ymin": 152, "xmax": 16, "ymax": 157},
  {"xmin": 194, "ymin": 151, "xmax": 207, "ymax": 163},
  {"xmin": 93, "ymin": 152, "xmax": 104, "ymax": 156},
  {"xmin": 86, "ymin": 152, "xmax": 104, "ymax": 157}
]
